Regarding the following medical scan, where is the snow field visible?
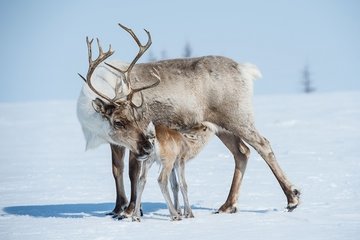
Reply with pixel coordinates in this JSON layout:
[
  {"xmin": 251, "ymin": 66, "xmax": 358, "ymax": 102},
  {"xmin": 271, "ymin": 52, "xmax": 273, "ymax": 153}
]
[{"xmin": 0, "ymin": 92, "xmax": 359, "ymax": 239}]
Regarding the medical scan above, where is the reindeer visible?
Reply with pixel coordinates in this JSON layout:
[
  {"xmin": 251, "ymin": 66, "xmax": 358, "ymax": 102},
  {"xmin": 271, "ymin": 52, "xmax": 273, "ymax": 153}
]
[
  {"xmin": 77, "ymin": 24, "xmax": 300, "ymax": 219},
  {"xmin": 127, "ymin": 122, "xmax": 214, "ymax": 221}
]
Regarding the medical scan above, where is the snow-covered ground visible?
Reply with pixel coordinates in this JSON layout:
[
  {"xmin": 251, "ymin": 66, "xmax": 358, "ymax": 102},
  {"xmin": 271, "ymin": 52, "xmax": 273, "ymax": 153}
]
[{"xmin": 0, "ymin": 91, "xmax": 359, "ymax": 240}]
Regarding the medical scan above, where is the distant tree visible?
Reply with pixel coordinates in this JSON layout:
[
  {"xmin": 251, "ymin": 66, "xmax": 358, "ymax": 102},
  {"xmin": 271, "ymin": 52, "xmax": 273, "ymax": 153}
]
[
  {"xmin": 160, "ymin": 50, "xmax": 168, "ymax": 60},
  {"xmin": 183, "ymin": 42, "xmax": 192, "ymax": 58},
  {"xmin": 148, "ymin": 50, "xmax": 157, "ymax": 62},
  {"xmin": 302, "ymin": 64, "xmax": 315, "ymax": 93}
]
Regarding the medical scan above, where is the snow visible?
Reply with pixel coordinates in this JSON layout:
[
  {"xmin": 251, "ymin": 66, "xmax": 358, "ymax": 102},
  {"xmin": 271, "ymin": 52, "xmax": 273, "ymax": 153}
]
[{"xmin": 1, "ymin": 91, "xmax": 359, "ymax": 239}]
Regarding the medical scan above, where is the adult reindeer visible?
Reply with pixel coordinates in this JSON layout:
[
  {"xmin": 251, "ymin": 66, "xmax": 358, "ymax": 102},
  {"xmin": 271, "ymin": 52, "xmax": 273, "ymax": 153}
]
[{"xmin": 77, "ymin": 24, "xmax": 300, "ymax": 219}]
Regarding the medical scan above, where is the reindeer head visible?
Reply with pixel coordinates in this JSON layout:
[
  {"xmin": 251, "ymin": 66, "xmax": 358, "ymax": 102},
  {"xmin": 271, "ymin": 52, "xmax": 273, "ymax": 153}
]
[
  {"xmin": 78, "ymin": 24, "xmax": 160, "ymax": 153},
  {"xmin": 90, "ymin": 97, "xmax": 153, "ymax": 155}
]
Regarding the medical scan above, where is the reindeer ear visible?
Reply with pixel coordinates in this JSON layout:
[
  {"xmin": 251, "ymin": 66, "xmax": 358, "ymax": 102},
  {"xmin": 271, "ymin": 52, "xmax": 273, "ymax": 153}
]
[
  {"xmin": 92, "ymin": 98, "xmax": 115, "ymax": 117},
  {"xmin": 145, "ymin": 121, "xmax": 156, "ymax": 139},
  {"xmin": 92, "ymin": 98, "xmax": 106, "ymax": 114}
]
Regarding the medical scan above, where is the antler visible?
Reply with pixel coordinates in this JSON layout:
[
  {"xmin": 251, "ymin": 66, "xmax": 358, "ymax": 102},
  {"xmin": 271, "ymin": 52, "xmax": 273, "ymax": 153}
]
[
  {"xmin": 105, "ymin": 24, "xmax": 160, "ymax": 108},
  {"xmin": 105, "ymin": 24, "xmax": 152, "ymax": 88},
  {"xmin": 79, "ymin": 24, "xmax": 160, "ymax": 110},
  {"xmin": 78, "ymin": 37, "xmax": 115, "ymax": 103},
  {"xmin": 128, "ymin": 67, "xmax": 161, "ymax": 108}
]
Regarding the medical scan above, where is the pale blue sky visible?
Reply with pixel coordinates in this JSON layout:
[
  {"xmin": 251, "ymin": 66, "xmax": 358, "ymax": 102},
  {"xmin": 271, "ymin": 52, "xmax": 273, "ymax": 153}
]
[{"xmin": 0, "ymin": 0, "xmax": 359, "ymax": 102}]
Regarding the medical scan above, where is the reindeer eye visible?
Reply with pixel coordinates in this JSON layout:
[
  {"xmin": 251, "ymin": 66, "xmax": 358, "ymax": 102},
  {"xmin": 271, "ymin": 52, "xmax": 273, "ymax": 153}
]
[{"xmin": 113, "ymin": 120, "xmax": 125, "ymax": 129}]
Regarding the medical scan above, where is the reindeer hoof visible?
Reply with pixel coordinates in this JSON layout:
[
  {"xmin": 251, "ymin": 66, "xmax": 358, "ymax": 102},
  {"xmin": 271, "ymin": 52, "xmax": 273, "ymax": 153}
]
[
  {"xmin": 171, "ymin": 215, "xmax": 182, "ymax": 221},
  {"xmin": 132, "ymin": 216, "xmax": 141, "ymax": 222},
  {"xmin": 184, "ymin": 212, "xmax": 194, "ymax": 218},
  {"xmin": 286, "ymin": 204, "xmax": 298, "ymax": 212},
  {"xmin": 286, "ymin": 188, "xmax": 301, "ymax": 212},
  {"xmin": 216, "ymin": 205, "xmax": 237, "ymax": 214},
  {"xmin": 107, "ymin": 208, "xmax": 124, "ymax": 216},
  {"xmin": 108, "ymin": 204, "xmax": 127, "ymax": 217},
  {"xmin": 114, "ymin": 214, "xmax": 128, "ymax": 220}
]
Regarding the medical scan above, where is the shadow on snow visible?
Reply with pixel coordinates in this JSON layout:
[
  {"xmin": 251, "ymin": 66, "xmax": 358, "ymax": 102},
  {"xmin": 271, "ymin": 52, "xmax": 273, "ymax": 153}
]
[
  {"xmin": 3, "ymin": 202, "xmax": 160, "ymax": 218},
  {"xmin": 2, "ymin": 202, "xmax": 216, "ymax": 218}
]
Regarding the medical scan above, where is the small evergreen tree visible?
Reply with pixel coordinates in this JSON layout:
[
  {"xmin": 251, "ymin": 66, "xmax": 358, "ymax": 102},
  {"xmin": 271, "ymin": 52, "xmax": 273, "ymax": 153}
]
[
  {"xmin": 183, "ymin": 42, "xmax": 192, "ymax": 58},
  {"xmin": 160, "ymin": 50, "xmax": 168, "ymax": 60},
  {"xmin": 148, "ymin": 50, "xmax": 157, "ymax": 62},
  {"xmin": 302, "ymin": 64, "xmax": 315, "ymax": 93}
]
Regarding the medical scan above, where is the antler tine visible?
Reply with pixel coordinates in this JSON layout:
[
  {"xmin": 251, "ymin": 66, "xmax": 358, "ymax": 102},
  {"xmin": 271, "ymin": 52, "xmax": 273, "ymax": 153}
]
[
  {"xmin": 79, "ymin": 36, "xmax": 115, "ymax": 103},
  {"xmin": 87, "ymin": 38, "xmax": 113, "ymax": 81},
  {"xmin": 150, "ymin": 67, "xmax": 161, "ymax": 81},
  {"xmin": 96, "ymin": 38, "xmax": 104, "ymax": 55},
  {"xmin": 131, "ymin": 67, "xmax": 161, "ymax": 93},
  {"xmin": 104, "ymin": 62, "xmax": 131, "ymax": 91},
  {"xmin": 86, "ymin": 37, "xmax": 94, "ymax": 65},
  {"xmin": 101, "ymin": 62, "xmax": 131, "ymax": 103},
  {"xmin": 118, "ymin": 23, "xmax": 152, "ymax": 76},
  {"xmin": 127, "ymin": 67, "xmax": 161, "ymax": 109},
  {"xmin": 94, "ymin": 24, "xmax": 154, "ymax": 107}
]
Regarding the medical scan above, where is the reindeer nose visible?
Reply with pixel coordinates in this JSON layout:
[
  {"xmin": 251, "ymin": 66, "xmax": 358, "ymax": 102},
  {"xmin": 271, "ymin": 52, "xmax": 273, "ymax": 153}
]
[
  {"xmin": 136, "ymin": 138, "xmax": 154, "ymax": 159},
  {"xmin": 142, "ymin": 140, "xmax": 153, "ymax": 154}
]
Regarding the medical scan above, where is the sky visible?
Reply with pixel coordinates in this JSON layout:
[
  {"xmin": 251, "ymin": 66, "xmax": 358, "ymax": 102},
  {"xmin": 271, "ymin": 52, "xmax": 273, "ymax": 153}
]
[{"xmin": 0, "ymin": 0, "xmax": 359, "ymax": 102}]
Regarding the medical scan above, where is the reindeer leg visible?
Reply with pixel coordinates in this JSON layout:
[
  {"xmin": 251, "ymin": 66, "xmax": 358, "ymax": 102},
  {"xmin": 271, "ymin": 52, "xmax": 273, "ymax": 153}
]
[
  {"xmin": 132, "ymin": 159, "xmax": 154, "ymax": 222},
  {"xmin": 169, "ymin": 168, "xmax": 181, "ymax": 215},
  {"xmin": 109, "ymin": 144, "xmax": 128, "ymax": 216},
  {"xmin": 216, "ymin": 132, "xmax": 250, "ymax": 213},
  {"xmin": 158, "ymin": 164, "xmax": 182, "ymax": 221},
  {"xmin": 239, "ymin": 126, "xmax": 300, "ymax": 211},
  {"xmin": 175, "ymin": 162, "xmax": 194, "ymax": 218},
  {"xmin": 116, "ymin": 151, "xmax": 141, "ymax": 220}
]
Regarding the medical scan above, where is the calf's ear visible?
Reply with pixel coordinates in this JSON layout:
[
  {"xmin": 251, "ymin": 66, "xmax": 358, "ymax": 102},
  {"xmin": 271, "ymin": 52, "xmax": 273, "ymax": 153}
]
[{"xmin": 145, "ymin": 121, "xmax": 156, "ymax": 139}]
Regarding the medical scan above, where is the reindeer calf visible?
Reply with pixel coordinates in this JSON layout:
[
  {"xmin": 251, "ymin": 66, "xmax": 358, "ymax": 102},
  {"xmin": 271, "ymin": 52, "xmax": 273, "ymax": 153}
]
[{"xmin": 131, "ymin": 122, "xmax": 214, "ymax": 221}]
